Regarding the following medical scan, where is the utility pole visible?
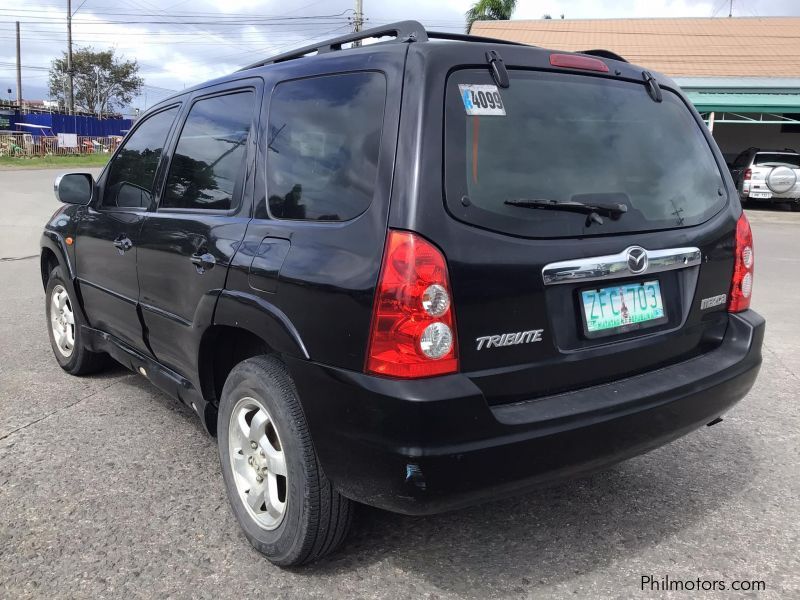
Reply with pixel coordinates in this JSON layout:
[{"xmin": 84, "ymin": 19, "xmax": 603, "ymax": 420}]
[
  {"xmin": 15, "ymin": 22, "xmax": 22, "ymax": 108},
  {"xmin": 352, "ymin": 0, "xmax": 363, "ymax": 46},
  {"xmin": 354, "ymin": 0, "xmax": 363, "ymax": 32},
  {"xmin": 729, "ymin": 0, "xmax": 734, "ymax": 17},
  {"xmin": 67, "ymin": 0, "xmax": 74, "ymax": 114}
]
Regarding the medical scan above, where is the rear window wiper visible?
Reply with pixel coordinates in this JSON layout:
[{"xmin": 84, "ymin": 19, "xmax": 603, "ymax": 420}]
[{"xmin": 503, "ymin": 198, "xmax": 628, "ymax": 226}]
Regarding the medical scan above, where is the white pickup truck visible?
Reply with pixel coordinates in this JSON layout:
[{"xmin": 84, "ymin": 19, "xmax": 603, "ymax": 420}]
[{"xmin": 730, "ymin": 148, "xmax": 800, "ymax": 210}]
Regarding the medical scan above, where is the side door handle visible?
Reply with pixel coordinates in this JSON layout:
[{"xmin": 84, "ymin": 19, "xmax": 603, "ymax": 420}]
[
  {"xmin": 190, "ymin": 252, "xmax": 216, "ymax": 273},
  {"xmin": 112, "ymin": 235, "xmax": 133, "ymax": 254}
]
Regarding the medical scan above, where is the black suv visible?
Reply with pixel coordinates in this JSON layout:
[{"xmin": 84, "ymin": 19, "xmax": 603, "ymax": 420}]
[{"xmin": 41, "ymin": 22, "xmax": 764, "ymax": 566}]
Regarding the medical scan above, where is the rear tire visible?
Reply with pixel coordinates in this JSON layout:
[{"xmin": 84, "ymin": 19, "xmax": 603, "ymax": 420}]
[
  {"xmin": 45, "ymin": 266, "xmax": 108, "ymax": 375},
  {"xmin": 217, "ymin": 355, "xmax": 352, "ymax": 566}
]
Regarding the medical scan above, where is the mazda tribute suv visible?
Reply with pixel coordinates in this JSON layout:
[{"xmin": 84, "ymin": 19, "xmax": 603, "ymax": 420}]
[{"xmin": 41, "ymin": 21, "xmax": 764, "ymax": 566}]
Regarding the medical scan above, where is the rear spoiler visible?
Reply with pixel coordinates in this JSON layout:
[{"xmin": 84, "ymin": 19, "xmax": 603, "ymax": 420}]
[{"xmin": 580, "ymin": 49, "xmax": 628, "ymax": 63}]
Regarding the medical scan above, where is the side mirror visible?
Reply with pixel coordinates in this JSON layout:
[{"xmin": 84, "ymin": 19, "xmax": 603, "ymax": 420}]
[{"xmin": 54, "ymin": 173, "xmax": 94, "ymax": 205}]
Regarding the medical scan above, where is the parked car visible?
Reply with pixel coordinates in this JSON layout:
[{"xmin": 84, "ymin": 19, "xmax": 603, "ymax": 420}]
[
  {"xmin": 729, "ymin": 147, "xmax": 800, "ymax": 209},
  {"xmin": 41, "ymin": 21, "xmax": 764, "ymax": 566}
]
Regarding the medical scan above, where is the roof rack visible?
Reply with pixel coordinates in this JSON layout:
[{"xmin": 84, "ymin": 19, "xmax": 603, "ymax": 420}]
[
  {"xmin": 426, "ymin": 30, "xmax": 529, "ymax": 47},
  {"xmin": 238, "ymin": 21, "xmax": 427, "ymax": 71},
  {"xmin": 238, "ymin": 20, "xmax": 531, "ymax": 72}
]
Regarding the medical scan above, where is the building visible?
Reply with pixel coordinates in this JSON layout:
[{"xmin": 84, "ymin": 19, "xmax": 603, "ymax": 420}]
[{"xmin": 471, "ymin": 17, "xmax": 800, "ymax": 162}]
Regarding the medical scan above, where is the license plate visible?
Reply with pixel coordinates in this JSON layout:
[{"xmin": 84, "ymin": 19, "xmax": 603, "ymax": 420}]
[
  {"xmin": 580, "ymin": 280, "xmax": 667, "ymax": 337},
  {"xmin": 749, "ymin": 191, "xmax": 772, "ymax": 199}
]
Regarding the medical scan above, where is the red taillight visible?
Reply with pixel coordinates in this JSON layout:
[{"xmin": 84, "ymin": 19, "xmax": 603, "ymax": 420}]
[
  {"xmin": 366, "ymin": 230, "xmax": 458, "ymax": 378},
  {"xmin": 743, "ymin": 168, "xmax": 752, "ymax": 181},
  {"xmin": 549, "ymin": 53, "xmax": 610, "ymax": 73},
  {"xmin": 728, "ymin": 213, "xmax": 754, "ymax": 313}
]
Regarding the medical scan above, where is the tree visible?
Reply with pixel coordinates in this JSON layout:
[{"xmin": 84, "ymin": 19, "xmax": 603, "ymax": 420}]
[
  {"xmin": 48, "ymin": 47, "xmax": 143, "ymax": 116},
  {"xmin": 465, "ymin": 0, "xmax": 517, "ymax": 33}
]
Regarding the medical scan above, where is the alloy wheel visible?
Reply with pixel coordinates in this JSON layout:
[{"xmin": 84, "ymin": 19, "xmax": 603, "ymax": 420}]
[
  {"xmin": 50, "ymin": 284, "xmax": 75, "ymax": 358},
  {"xmin": 228, "ymin": 397, "xmax": 289, "ymax": 530}
]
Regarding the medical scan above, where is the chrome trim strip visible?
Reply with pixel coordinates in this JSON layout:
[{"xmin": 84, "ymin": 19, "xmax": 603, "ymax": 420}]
[{"xmin": 542, "ymin": 246, "xmax": 702, "ymax": 285}]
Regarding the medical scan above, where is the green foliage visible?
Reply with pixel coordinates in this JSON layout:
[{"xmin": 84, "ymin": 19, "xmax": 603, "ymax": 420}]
[
  {"xmin": 465, "ymin": 0, "xmax": 517, "ymax": 33},
  {"xmin": 0, "ymin": 153, "xmax": 110, "ymax": 169},
  {"xmin": 48, "ymin": 47, "xmax": 143, "ymax": 116}
]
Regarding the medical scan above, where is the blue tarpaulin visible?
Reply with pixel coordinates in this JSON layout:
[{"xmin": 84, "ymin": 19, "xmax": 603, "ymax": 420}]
[{"xmin": 9, "ymin": 112, "xmax": 132, "ymax": 136}]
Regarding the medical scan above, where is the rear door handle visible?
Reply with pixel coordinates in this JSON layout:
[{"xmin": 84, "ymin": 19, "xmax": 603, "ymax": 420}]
[
  {"xmin": 190, "ymin": 252, "xmax": 216, "ymax": 273},
  {"xmin": 112, "ymin": 236, "xmax": 133, "ymax": 253}
]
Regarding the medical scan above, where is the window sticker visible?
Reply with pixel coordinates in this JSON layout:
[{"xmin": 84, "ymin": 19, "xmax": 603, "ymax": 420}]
[{"xmin": 458, "ymin": 84, "xmax": 506, "ymax": 116}]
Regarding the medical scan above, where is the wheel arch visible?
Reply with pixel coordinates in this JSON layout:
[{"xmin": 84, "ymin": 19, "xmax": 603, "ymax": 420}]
[
  {"xmin": 40, "ymin": 232, "xmax": 91, "ymax": 327},
  {"xmin": 198, "ymin": 325, "xmax": 275, "ymax": 411},
  {"xmin": 40, "ymin": 231, "xmax": 74, "ymax": 288},
  {"xmin": 194, "ymin": 290, "xmax": 310, "ymax": 434},
  {"xmin": 40, "ymin": 247, "xmax": 60, "ymax": 290}
]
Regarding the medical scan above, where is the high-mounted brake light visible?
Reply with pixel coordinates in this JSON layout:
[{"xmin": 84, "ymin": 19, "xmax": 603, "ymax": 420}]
[
  {"xmin": 366, "ymin": 230, "xmax": 458, "ymax": 378},
  {"xmin": 549, "ymin": 53, "xmax": 609, "ymax": 73},
  {"xmin": 728, "ymin": 213, "xmax": 754, "ymax": 313}
]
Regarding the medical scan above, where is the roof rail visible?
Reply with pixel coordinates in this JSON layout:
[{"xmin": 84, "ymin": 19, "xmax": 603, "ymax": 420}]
[
  {"xmin": 237, "ymin": 20, "xmax": 540, "ymax": 72},
  {"xmin": 238, "ymin": 20, "xmax": 428, "ymax": 71},
  {"xmin": 427, "ymin": 30, "xmax": 530, "ymax": 47}
]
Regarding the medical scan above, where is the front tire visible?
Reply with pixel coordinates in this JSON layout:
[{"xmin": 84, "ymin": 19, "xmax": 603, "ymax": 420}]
[
  {"xmin": 45, "ymin": 266, "xmax": 108, "ymax": 375},
  {"xmin": 218, "ymin": 356, "xmax": 352, "ymax": 566}
]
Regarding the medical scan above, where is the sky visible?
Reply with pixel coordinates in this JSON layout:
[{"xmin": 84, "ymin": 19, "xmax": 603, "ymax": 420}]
[{"xmin": 2, "ymin": 0, "xmax": 800, "ymax": 116}]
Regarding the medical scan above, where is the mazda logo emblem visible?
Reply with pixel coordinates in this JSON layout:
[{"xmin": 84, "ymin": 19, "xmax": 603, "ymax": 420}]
[{"xmin": 626, "ymin": 247, "xmax": 648, "ymax": 274}]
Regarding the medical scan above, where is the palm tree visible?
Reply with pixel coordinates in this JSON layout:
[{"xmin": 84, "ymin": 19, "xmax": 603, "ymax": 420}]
[{"xmin": 465, "ymin": 0, "xmax": 517, "ymax": 33}]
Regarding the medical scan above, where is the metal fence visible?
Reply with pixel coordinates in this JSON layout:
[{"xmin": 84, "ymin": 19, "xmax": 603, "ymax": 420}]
[{"xmin": 0, "ymin": 133, "xmax": 123, "ymax": 157}]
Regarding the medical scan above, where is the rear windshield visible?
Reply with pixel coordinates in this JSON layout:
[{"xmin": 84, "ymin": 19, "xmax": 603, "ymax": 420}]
[
  {"xmin": 444, "ymin": 70, "xmax": 726, "ymax": 238},
  {"xmin": 754, "ymin": 153, "xmax": 800, "ymax": 168}
]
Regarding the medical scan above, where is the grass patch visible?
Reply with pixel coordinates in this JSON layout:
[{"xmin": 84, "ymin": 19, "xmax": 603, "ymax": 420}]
[{"xmin": 0, "ymin": 153, "xmax": 110, "ymax": 170}]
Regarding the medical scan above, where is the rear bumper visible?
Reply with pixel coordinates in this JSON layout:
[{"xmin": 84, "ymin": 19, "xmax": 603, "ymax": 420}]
[
  {"xmin": 287, "ymin": 311, "xmax": 764, "ymax": 515},
  {"xmin": 743, "ymin": 191, "xmax": 800, "ymax": 202}
]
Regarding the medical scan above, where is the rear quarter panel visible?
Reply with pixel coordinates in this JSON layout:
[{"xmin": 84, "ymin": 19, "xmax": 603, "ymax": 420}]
[{"xmin": 222, "ymin": 47, "xmax": 408, "ymax": 371}]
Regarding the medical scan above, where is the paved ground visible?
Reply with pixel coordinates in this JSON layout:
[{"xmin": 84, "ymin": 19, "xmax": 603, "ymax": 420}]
[
  {"xmin": 0, "ymin": 168, "xmax": 103, "ymax": 261},
  {"xmin": 0, "ymin": 168, "xmax": 798, "ymax": 599}
]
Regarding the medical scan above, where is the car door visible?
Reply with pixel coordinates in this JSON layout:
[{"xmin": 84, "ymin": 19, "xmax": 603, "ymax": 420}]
[
  {"xmin": 75, "ymin": 104, "xmax": 181, "ymax": 351},
  {"xmin": 135, "ymin": 83, "xmax": 260, "ymax": 378}
]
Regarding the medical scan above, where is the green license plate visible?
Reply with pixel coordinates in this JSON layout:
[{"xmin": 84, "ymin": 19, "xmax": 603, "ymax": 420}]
[{"xmin": 580, "ymin": 280, "xmax": 666, "ymax": 337}]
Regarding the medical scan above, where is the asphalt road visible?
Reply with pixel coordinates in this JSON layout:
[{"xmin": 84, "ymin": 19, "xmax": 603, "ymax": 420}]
[{"xmin": 0, "ymin": 168, "xmax": 798, "ymax": 599}]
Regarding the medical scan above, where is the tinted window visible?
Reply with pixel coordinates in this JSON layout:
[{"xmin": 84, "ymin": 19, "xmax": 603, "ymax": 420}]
[
  {"xmin": 103, "ymin": 106, "xmax": 179, "ymax": 209},
  {"xmin": 754, "ymin": 153, "xmax": 800, "ymax": 168},
  {"xmin": 161, "ymin": 91, "xmax": 253, "ymax": 211},
  {"xmin": 445, "ymin": 70, "xmax": 726, "ymax": 238},
  {"xmin": 265, "ymin": 72, "xmax": 386, "ymax": 221}
]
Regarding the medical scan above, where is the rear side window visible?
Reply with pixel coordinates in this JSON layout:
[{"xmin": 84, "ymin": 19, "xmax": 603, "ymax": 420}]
[
  {"xmin": 161, "ymin": 91, "xmax": 254, "ymax": 211},
  {"xmin": 445, "ymin": 70, "xmax": 726, "ymax": 238},
  {"xmin": 103, "ymin": 106, "xmax": 179, "ymax": 209},
  {"xmin": 264, "ymin": 72, "xmax": 386, "ymax": 221},
  {"xmin": 754, "ymin": 153, "xmax": 800, "ymax": 168}
]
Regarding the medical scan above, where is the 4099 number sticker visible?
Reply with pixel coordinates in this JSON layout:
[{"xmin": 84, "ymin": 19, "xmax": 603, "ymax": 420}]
[{"xmin": 458, "ymin": 84, "xmax": 506, "ymax": 116}]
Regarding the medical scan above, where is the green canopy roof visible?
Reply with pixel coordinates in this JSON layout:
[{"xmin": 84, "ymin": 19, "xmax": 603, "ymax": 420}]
[{"xmin": 686, "ymin": 92, "xmax": 800, "ymax": 113}]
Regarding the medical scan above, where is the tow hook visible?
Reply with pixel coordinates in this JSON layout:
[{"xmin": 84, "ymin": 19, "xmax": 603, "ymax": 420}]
[{"xmin": 706, "ymin": 417, "xmax": 724, "ymax": 427}]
